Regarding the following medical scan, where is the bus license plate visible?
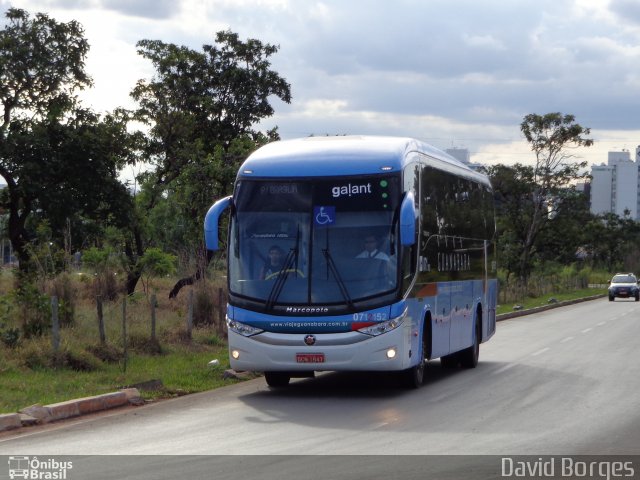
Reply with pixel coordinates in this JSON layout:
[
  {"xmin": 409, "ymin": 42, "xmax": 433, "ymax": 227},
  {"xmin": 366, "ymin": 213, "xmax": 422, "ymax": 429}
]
[{"xmin": 296, "ymin": 353, "xmax": 325, "ymax": 363}]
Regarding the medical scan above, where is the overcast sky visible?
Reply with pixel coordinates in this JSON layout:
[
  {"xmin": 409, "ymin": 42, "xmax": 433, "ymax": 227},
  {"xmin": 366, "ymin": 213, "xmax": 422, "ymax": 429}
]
[{"xmin": 3, "ymin": 0, "xmax": 640, "ymax": 168}]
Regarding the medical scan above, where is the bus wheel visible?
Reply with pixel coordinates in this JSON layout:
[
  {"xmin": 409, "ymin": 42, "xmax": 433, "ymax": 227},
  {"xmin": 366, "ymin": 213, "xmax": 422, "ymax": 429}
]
[
  {"xmin": 460, "ymin": 319, "xmax": 481, "ymax": 369},
  {"xmin": 264, "ymin": 372, "xmax": 290, "ymax": 387},
  {"xmin": 402, "ymin": 334, "xmax": 426, "ymax": 389}
]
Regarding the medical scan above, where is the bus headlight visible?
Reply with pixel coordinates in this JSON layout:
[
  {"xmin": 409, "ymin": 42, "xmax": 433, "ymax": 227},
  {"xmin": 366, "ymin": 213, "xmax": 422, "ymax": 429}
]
[
  {"xmin": 226, "ymin": 318, "xmax": 264, "ymax": 337},
  {"xmin": 357, "ymin": 309, "xmax": 407, "ymax": 336}
]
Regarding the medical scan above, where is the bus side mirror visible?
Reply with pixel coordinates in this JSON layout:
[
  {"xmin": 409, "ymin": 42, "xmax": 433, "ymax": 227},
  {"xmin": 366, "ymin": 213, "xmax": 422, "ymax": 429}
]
[
  {"xmin": 400, "ymin": 192, "xmax": 416, "ymax": 247},
  {"xmin": 204, "ymin": 196, "xmax": 232, "ymax": 251}
]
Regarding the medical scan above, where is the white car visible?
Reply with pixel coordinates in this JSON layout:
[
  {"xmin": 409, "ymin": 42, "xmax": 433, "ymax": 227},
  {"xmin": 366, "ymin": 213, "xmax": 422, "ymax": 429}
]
[{"xmin": 608, "ymin": 273, "xmax": 639, "ymax": 301}]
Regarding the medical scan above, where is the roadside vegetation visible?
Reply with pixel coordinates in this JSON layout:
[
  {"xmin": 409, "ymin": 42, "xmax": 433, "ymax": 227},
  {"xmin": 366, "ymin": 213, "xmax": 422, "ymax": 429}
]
[
  {"xmin": 496, "ymin": 266, "xmax": 610, "ymax": 315},
  {"xmin": 496, "ymin": 287, "xmax": 605, "ymax": 316},
  {"xmin": 0, "ymin": 270, "xmax": 234, "ymax": 414}
]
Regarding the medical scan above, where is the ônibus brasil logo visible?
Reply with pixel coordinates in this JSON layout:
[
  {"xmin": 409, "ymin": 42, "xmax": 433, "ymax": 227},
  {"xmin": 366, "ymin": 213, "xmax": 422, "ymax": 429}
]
[{"xmin": 7, "ymin": 456, "xmax": 73, "ymax": 480}]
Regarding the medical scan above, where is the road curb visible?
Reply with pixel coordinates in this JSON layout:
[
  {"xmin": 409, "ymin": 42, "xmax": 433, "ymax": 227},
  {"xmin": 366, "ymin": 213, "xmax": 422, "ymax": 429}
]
[
  {"xmin": 496, "ymin": 293, "xmax": 606, "ymax": 321},
  {"xmin": 0, "ymin": 388, "xmax": 142, "ymax": 433},
  {"xmin": 0, "ymin": 413, "xmax": 22, "ymax": 432}
]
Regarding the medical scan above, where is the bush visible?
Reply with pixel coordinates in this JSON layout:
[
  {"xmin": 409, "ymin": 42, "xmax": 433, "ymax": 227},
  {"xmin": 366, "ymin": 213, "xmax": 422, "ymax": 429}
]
[
  {"xmin": 128, "ymin": 332, "xmax": 163, "ymax": 355},
  {"xmin": 15, "ymin": 282, "xmax": 50, "ymax": 338},
  {"xmin": 0, "ymin": 325, "xmax": 20, "ymax": 348},
  {"xmin": 193, "ymin": 284, "xmax": 215, "ymax": 327},
  {"xmin": 18, "ymin": 340, "xmax": 102, "ymax": 372},
  {"xmin": 86, "ymin": 343, "xmax": 123, "ymax": 363},
  {"xmin": 94, "ymin": 271, "xmax": 122, "ymax": 301},
  {"xmin": 54, "ymin": 348, "xmax": 102, "ymax": 372},
  {"xmin": 20, "ymin": 342, "xmax": 49, "ymax": 370},
  {"xmin": 81, "ymin": 246, "xmax": 124, "ymax": 300}
]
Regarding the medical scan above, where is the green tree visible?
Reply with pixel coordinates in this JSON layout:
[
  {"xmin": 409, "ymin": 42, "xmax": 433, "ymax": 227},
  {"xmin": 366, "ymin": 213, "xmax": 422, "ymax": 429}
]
[
  {"xmin": 583, "ymin": 212, "xmax": 640, "ymax": 272},
  {"xmin": 138, "ymin": 247, "xmax": 176, "ymax": 298},
  {"xmin": 131, "ymin": 31, "xmax": 290, "ymax": 205},
  {"xmin": 516, "ymin": 112, "xmax": 593, "ymax": 280},
  {"xmin": 0, "ymin": 8, "xmax": 89, "ymax": 273},
  {"xmin": 0, "ymin": 9, "xmax": 137, "ymax": 279},
  {"xmin": 124, "ymin": 30, "xmax": 291, "ymax": 296},
  {"xmin": 487, "ymin": 163, "xmax": 536, "ymax": 280},
  {"xmin": 534, "ymin": 188, "xmax": 594, "ymax": 265}
]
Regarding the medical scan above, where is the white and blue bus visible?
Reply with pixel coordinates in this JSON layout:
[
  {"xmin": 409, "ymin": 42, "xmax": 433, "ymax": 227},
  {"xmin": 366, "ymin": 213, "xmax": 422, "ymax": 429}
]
[{"xmin": 205, "ymin": 136, "xmax": 497, "ymax": 388}]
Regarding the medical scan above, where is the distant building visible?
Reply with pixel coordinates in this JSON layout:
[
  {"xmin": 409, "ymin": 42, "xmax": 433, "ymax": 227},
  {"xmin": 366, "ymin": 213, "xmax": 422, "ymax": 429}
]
[
  {"xmin": 445, "ymin": 147, "xmax": 470, "ymax": 164},
  {"xmin": 445, "ymin": 147, "xmax": 484, "ymax": 171},
  {"xmin": 590, "ymin": 146, "xmax": 640, "ymax": 219}
]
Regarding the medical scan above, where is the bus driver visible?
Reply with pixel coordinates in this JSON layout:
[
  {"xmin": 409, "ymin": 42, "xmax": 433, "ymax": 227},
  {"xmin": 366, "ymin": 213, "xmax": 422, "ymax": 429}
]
[{"xmin": 260, "ymin": 245, "xmax": 285, "ymax": 280}]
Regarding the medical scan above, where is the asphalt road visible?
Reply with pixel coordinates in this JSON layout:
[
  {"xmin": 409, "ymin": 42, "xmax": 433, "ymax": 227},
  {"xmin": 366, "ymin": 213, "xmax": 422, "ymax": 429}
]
[{"xmin": 1, "ymin": 298, "xmax": 639, "ymax": 478}]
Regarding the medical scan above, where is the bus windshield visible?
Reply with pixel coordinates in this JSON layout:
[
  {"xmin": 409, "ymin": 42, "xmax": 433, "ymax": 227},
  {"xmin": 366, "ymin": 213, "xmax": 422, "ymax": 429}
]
[{"xmin": 229, "ymin": 176, "xmax": 401, "ymax": 311}]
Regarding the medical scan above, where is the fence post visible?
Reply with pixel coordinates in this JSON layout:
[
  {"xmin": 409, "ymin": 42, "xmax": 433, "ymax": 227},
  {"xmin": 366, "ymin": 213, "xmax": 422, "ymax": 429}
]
[
  {"xmin": 122, "ymin": 296, "xmax": 128, "ymax": 373},
  {"xmin": 97, "ymin": 295, "xmax": 106, "ymax": 345},
  {"xmin": 51, "ymin": 296, "xmax": 60, "ymax": 353},
  {"xmin": 150, "ymin": 293, "xmax": 157, "ymax": 341},
  {"xmin": 186, "ymin": 289, "xmax": 193, "ymax": 341}
]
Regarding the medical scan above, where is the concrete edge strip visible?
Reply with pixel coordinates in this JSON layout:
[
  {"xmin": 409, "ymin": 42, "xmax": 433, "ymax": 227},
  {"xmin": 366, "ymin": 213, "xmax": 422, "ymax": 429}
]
[
  {"xmin": 0, "ymin": 388, "xmax": 142, "ymax": 433},
  {"xmin": 496, "ymin": 294, "xmax": 606, "ymax": 321}
]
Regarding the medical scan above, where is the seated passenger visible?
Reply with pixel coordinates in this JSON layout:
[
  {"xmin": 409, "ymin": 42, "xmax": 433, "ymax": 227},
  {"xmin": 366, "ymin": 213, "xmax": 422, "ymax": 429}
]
[{"xmin": 355, "ymin": 235, "xmax": 390, "ymax": 261}]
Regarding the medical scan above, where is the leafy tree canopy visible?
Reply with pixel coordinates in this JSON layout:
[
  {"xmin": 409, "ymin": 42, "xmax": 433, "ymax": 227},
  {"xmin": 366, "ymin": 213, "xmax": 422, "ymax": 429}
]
[
  {"xmin": 489, "ymin": 113, "xmax": 594, "ymax": 280},
  {"xmin": 131, "ymin": 31, "xmax": 291, "ymax": 196},
  {"xmin": 123, "ymin": 31, "xmax": 291, "ymax": 295},
  {"xmin": 0, "ymin": 8, "xmax": 137, "ymax": 276}
]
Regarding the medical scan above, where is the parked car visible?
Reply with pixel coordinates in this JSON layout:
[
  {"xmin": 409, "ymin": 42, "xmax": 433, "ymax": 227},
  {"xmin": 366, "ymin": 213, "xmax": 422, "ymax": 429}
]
[{"xmin": 608, "ymin": 273, "xmax": 639, "ymax": 301}]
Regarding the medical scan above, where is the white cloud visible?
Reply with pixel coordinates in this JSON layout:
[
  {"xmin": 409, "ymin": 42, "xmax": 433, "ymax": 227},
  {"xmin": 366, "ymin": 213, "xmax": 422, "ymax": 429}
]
[
  {"xmin": 3, "ymin": 0, "xmax": 640, "ymax": 168},
  {"xmin": 463, "ymin": 34, "xmax": 507, "ymax": 51},
  {"xmin": 610, "ymin": 0, "xmax": 640, "ymax": 25}
]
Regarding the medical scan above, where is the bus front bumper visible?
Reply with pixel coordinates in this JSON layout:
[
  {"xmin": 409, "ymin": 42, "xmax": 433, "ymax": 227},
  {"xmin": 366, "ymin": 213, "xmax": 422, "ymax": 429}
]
[{"xmin": 227, "ymin": 323, "xmax": 414, "ymax": 373}]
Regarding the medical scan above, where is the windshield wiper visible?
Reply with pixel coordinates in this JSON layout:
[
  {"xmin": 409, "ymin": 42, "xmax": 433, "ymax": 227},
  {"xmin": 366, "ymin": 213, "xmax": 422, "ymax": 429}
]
[
  {"xmin": 266, "ymin": 228, "xmax": 302, "ymax": 310},
  {"xmin": 322, "ymin": 248, "xmax": 354, "ymax": 310},
  {"xmin": 266, "ymin": 247, "xmax": 297, "ymax": 310}
]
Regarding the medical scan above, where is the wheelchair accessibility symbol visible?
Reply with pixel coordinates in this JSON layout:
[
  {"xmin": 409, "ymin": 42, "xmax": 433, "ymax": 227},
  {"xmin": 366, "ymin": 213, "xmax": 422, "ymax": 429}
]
[{"xmin": 314, "ymin": 206, "xmax": 335, "ymax": 226}]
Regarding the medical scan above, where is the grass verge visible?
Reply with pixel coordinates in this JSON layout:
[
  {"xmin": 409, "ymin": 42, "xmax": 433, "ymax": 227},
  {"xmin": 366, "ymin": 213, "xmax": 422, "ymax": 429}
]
[
  {"xmin": 0, "ymin": 274, "xmax": 239, "ymax": 415},
  {"xmin": 0, "ymin": 335, "xmax": 235, "ymax": 414},
  {"xmin": 496, "ymin": 287, "xmax": 606, "ymax": 316}
]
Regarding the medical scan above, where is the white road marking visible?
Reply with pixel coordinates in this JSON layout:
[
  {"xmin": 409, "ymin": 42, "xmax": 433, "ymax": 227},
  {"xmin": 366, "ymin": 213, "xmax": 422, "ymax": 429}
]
[
  {"xmin": 531, "ymin": 347, "xmax": 550, "ymax": 356},
  {"xmin": 492, "ymin": 363, "xmax": 518, "ymax": 375}
]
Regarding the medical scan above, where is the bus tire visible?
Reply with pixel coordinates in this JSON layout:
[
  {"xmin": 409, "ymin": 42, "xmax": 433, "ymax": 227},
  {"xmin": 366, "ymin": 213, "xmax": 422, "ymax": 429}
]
[
  {"xmin": 402, "ymin": 327, "xmax": 427, "ymax": 389},
  {"xmin": 460, "ymin": 315, "xmax": 481, "ymax": 369},
  {"xmin": 264, "ymin": 372, "xmax": 290, "ymax": 387}
]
